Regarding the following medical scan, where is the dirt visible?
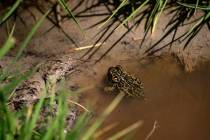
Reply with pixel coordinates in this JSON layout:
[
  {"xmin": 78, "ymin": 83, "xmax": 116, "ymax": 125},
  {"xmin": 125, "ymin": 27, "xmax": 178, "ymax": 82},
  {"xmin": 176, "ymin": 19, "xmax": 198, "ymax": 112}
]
[{"xmin": 1, "ymin": 0, "xmax": 210, "ymax": 139}]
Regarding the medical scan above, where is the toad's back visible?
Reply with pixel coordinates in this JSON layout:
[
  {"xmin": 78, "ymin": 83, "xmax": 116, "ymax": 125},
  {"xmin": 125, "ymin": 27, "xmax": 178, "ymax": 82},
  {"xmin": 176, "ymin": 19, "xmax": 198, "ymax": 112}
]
[{"xmin": 105, "ymin": 65, "xmax": 144, "ymax": 98}]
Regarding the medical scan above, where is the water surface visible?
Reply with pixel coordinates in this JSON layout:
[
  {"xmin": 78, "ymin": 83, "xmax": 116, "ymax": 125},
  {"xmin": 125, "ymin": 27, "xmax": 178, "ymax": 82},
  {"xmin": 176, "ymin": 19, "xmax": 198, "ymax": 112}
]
[{"xmin": 69, "ymin": 56, "xmax": 210, "ymax": 140}]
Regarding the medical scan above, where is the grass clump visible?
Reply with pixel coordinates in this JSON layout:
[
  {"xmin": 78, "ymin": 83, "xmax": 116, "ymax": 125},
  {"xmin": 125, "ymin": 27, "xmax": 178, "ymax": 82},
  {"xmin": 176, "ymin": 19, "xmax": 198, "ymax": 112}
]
[
  {"xmin": 0, "ymin": 5, "xmax": 141, "ymax": 139},
  {"xmin": 99, "ymin": 0, "xmax": 210, "ymax": 51},
  {"xmin": 0, "ymin": 0, "xmax": 151, "ymax": 140},
  {"xmin": 1, "ymin": 77, "xmax": 140, "ymax": 140}
]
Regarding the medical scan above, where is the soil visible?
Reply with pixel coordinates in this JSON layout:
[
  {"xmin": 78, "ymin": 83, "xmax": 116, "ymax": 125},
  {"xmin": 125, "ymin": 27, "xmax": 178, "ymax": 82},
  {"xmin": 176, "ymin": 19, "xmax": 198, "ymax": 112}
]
[{"xmin": 1, "ymin": 1, "xmax": 210, "ymax": 140}]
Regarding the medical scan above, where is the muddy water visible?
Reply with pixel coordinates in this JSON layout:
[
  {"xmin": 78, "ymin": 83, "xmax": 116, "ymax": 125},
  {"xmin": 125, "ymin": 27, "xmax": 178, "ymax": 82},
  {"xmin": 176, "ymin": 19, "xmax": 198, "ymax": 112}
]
[{"xmin": 69, "ymin": 56, "xmax": 210, "ymax": 140}]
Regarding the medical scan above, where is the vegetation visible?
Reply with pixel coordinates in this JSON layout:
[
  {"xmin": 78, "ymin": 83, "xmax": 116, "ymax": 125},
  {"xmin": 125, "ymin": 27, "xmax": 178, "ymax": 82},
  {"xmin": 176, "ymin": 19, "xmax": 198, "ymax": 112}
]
[
  {"xmin": 0, "ymin": 22, "xmax": 140, "ymax": 139},
  {"xmin": 102, "ymin": 0, "xmax": 209, "ymax": 44},
  {"xmin": 0, "ymin": 0, "xmax": 209, "ymax": 140},
  {"xmin": 78, "ymin": 0, "xmax": 210, "ymax": 61},
  {"xmin": 0, "ymin": 1, "xmax": 142, "ymax": 139}
]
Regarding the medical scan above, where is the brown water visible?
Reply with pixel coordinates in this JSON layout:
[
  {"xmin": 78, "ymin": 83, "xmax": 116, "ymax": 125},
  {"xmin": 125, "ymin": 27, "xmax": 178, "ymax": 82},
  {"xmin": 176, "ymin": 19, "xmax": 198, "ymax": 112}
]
[{"xmin": 69, "ymin": 56, "xmax": 210, "ymax": 140}]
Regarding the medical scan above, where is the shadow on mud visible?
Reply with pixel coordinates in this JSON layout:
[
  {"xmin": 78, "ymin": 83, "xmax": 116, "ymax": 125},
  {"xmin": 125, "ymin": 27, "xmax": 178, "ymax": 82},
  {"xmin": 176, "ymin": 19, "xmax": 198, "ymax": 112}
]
[
  {"xmin": 71, "ymin": 0, "xmax": 210, "ymax": 62},
  {"xmin": 0, "ymin": 0, "xmax": 209, "ymax": 62}
]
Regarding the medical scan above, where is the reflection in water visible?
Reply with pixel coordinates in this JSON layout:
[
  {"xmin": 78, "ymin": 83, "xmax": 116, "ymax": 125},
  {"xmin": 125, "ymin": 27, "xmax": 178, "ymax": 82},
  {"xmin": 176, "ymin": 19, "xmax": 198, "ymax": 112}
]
[{"xmin": 69, "ymin": 56, "xmax": 210, "ymax": 140}]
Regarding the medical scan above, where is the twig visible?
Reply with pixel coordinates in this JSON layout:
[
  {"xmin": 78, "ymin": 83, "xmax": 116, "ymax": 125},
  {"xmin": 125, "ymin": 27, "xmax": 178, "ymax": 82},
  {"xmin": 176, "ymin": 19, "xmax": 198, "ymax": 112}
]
[
  {"xmin": 67, "ymin": 99, "xmax": 90, "ymax": 112},
  {"xmin": 70, "ymin": 42, "xmax": 105, "ymax": 52},
  {"xmin": 145, "ymin": 121, "xmax": 159, "ymax": 140},
  {"xmin": 94, "ymin": 122, "xmax": 119, "ymax": 138}
]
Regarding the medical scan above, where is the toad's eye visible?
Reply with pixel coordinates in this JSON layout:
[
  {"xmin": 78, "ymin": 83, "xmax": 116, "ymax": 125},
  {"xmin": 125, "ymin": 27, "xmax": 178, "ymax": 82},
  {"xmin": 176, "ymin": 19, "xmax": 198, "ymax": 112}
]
[
  {"xmin": 112, "ymin": 76, "xmax": 120, "ymax": 82},
  {"xmin": 112, "ymin": 69, "xmax": 118, "ymax": 73},
  {"xmin": 108, "ymin": 68, "xmax": 117, "ymax": 74}
]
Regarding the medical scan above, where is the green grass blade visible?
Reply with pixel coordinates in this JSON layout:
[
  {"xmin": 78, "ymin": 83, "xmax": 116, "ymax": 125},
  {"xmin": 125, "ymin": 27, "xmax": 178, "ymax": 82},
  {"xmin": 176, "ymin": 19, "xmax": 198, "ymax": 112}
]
[
  {"xmin": 56, "ymin": 91, "xmax": 68, "ymax": 140},
  {"xmin": 57, "ymin": 0, "xmax": 83, "ymax": 32},
  {"xmin": 41, "ymin": 91, "xmax": 67, "ymax": 140},
  {"xmin": 195, "ymin": 0, "xmax": 200, "ymax": 12},
  {"xmin": 0, "ymin": 70, "xmax": 34, "ymax": 100},
  {"xmin": 67, "ymin": 112, "xmax": 90, "ymax": 140},
  {"xmin": 0, "ymin": 0, "xmax": 22, "ymax": 25},
  {"xmin": 183, "ymin": 16, "xmax": 204, "ymax": 39},
  {"xmin": 145, "ymin": 1, "xmax": 160, "ymax": 33},
  {"xmin": 152, "ymin": 0, "xmax": 168, "ymax": 33},
  {"xmin": 20, "ymin": 87, "xmax": 47, "ymax": 140},
  {"xmin": 0, "ymin": 37, "xmax": 15, "ymax": 60},
  {"xmin": 183, "ymin": 11, "xmax": 210, "ymax": 41},
  {"xmin": 0, "ymin": 87, "xmax": 17, "ymax": 140},
  {"xmin": 0, "ymin": 24, "xmax": 15, "ymax": 59},
  {"xmin": 0, "ymin": 105, "xmax": 17, "ymax": 140},
  {"xmin": 81, "ymin": 92, "xmax": 125, "ymax": 140},
  {"xmin": 41, "ymin": 111, "xmax": 58, "ymax": 140},
  {"xmin": 116, "ymin": 0, "xmax": 149, "ymax": 30},
  {"xmin": 107, "ymin": 121, "xmax": 143, "ymax": 140},
  {"xmin": 0, "ymin": 69, "xmax": 36, "ymax": 139},
  {"xmin": 99, "ymin": 0, "xmax": 128, "ymax": 28},
  {"xmin": 14, "ymin": 10, "xmax": 50, "ymax": 61},
  {"xmin": 177, "ymin": 2, "xmax": 210, "ymax": 10}
]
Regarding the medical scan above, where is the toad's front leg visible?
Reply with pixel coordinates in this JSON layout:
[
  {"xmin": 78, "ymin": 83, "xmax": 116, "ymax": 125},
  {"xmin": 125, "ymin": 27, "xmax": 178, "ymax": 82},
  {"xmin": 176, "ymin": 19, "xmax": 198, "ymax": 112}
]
[{"xmin": 104, "ymin": 83, "xmax": 120, "ymax": 95}]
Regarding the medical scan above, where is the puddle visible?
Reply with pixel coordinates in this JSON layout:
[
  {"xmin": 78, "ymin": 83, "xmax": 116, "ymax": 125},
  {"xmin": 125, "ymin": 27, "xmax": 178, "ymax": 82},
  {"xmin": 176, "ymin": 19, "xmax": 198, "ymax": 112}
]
[{"xmin": 69, "ymin": 55, "xmax": 210, "ymax": 140}]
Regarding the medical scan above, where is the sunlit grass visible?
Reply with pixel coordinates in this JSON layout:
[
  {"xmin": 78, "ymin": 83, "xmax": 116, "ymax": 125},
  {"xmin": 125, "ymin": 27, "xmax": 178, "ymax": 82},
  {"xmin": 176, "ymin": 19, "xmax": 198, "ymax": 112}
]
[
  {"xmin": 100, "ymin": 0, "xmax": 210, "ymax": 49},
  {"xmin": 0, "ymin": 25, "xmax": 15, "ymax": 59},
  {"xmin": 1, "ymin": 0, "xmax": 209, "ymax": 51}
]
